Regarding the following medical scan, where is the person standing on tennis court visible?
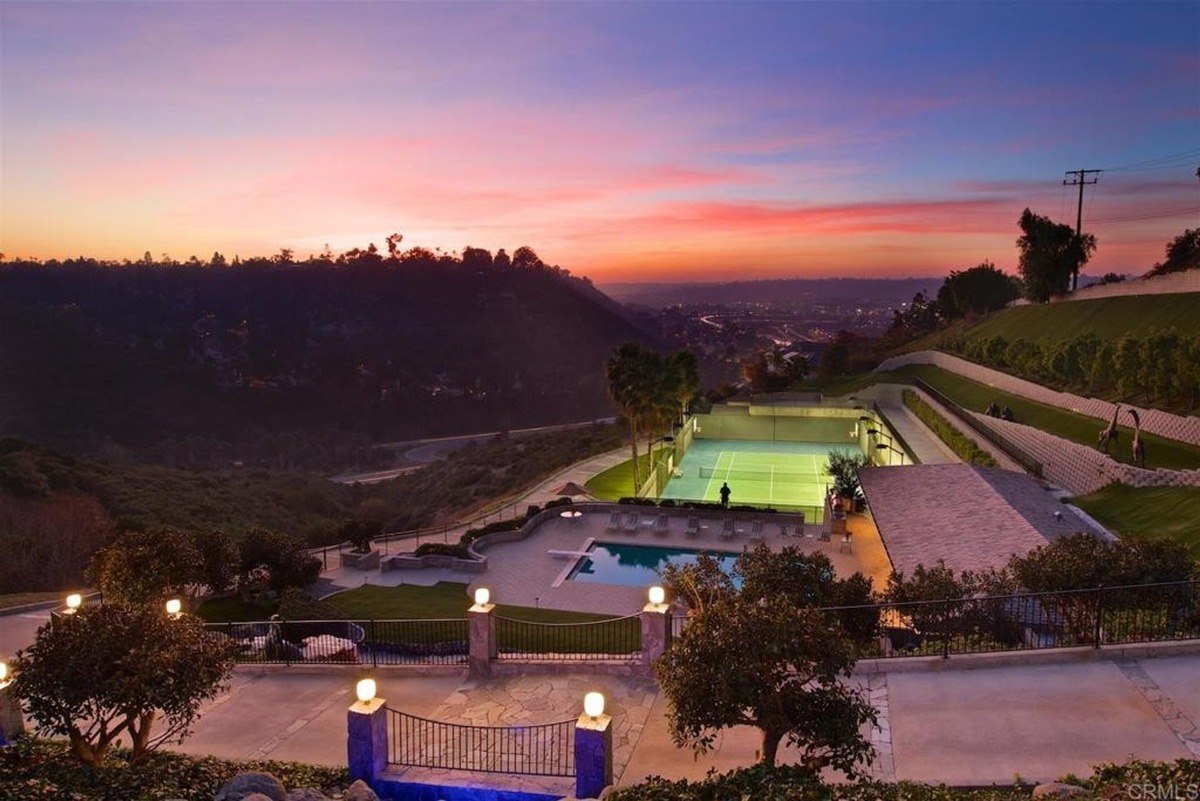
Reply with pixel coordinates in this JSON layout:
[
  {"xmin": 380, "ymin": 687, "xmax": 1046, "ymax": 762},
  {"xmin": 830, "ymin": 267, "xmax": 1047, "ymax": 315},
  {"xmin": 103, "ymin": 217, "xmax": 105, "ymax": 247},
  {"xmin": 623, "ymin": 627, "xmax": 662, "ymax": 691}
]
[{"xmin": 719, "ymin": 482, "xmax": 731, "ymax": 508}]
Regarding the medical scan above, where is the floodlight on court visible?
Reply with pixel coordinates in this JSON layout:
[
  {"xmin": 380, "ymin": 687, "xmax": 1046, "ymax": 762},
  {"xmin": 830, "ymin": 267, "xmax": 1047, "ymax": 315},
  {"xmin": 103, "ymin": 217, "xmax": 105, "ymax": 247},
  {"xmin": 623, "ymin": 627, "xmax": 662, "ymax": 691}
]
[
  {"xmin": 858, "ymin": 416, "xmax": 871, "ymax": 422},
  {"xmin": 866, "ymin": 428, "xmax": 879, "ymax": 435}
]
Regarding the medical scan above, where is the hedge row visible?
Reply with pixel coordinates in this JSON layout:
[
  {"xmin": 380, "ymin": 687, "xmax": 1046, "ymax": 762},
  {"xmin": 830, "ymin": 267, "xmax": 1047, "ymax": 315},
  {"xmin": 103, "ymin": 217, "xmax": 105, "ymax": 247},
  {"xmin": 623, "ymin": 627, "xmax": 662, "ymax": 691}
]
[
  {"xmin": 903, "ymin": 389, "xmax": 998, "ymax": 467},
  {"xmin": 609, "ymin": 758, "xmax": 1200, "ymax": 801},
  {"xmin": 411, "ymin": 498, "xmax": 575, "ymax": 559}
]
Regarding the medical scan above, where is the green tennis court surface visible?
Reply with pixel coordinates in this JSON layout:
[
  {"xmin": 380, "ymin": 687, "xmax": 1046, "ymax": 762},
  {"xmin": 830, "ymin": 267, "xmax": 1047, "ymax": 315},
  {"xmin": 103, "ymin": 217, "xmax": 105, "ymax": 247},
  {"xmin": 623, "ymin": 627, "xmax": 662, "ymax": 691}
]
[{"xmin": 660, "ymin": 439, "xmax": 840, "ymax": 512}]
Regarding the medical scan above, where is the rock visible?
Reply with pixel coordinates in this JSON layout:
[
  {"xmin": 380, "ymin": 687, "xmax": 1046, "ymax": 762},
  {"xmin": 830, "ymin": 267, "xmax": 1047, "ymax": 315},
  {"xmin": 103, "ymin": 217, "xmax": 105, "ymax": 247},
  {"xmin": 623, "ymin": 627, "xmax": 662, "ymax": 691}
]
[
  {"xmin": 343, "ymin": 781, "xmax": 380, "ymax": 801},
  {"xmin": 1032, "ymin": 782, "xmax": 1088, "ymax": 799},
  {"xmin": 215, "ymin": 772, "xmax": 287, "ymax": 801},
  {"xmin": 287, "ymin": 790, "xmax": 331, "ymax": 801}
]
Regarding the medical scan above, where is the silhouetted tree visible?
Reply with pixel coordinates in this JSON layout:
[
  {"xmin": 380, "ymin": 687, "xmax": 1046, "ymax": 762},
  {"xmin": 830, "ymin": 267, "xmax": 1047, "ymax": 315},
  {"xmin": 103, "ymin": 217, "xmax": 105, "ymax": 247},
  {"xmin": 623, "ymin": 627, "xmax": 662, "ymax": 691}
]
[{"xmin": 1016, "ymin": 209, "xmax": 1096, "ymax": 302}]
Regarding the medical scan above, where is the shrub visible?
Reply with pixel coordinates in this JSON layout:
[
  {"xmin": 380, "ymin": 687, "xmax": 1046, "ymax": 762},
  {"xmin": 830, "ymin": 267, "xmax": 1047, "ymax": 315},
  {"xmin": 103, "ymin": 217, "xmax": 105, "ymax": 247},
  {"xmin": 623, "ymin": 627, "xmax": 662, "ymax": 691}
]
[{"xmin": 902, "ymin": 390, "xmax": 997, "ymax": 467}]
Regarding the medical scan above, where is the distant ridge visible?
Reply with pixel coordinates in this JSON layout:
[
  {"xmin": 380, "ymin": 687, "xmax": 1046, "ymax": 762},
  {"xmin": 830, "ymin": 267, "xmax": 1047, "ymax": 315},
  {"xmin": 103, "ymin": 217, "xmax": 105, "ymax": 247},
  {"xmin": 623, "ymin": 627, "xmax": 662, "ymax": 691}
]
[{"xmin": 602, "ymin": 277, "xmax": 941, "ymax": 307}]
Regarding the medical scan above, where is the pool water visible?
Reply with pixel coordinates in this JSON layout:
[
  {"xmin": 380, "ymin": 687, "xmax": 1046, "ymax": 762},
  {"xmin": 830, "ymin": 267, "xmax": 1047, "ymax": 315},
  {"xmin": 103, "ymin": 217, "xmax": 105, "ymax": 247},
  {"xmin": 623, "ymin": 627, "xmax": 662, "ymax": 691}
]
[{"xmin": 568, "ymin": 542, "xmax": 741, "ymax": 587}]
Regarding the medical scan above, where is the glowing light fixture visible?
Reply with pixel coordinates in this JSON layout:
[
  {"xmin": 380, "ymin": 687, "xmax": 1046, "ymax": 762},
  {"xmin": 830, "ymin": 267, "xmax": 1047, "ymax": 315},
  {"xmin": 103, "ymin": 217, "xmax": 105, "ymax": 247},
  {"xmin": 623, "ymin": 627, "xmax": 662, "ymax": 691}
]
[
  {"xmin": 166, "ymin": 598, "xmax": 183, "ymax": 618},
  {"xmin": 583, "ymin": 691, "xmax": 605, "ymax": 719},
  {"xmin": 65, "ymin": 593, "xmax": 82, "ymax": 613},
  {"xmin": 648, "ymin": 586, "xmax": 666, "ymax": 606},
  {"xmin": 356, "ymin": 678, "xmax": 377, "ymax": 704},
  {"xmin": 474, "ymin": 587, "xmax": 490, "ymax": 606},
  {"xmin": 0, "ymin": 661, "xmax": 9, "ymax": 686}
]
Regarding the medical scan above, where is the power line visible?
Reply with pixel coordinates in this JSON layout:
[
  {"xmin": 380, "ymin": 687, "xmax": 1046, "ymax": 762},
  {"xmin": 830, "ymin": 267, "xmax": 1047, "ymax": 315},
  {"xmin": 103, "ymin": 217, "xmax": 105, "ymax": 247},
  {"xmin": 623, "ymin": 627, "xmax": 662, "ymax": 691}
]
[
  {"xmin": 1089, "ymin": 206, "xmax": 1200, "ymax": 224},
  {"xmin": 1101, "ymin": 147, "xmax": 1200, "ymax": 172}
]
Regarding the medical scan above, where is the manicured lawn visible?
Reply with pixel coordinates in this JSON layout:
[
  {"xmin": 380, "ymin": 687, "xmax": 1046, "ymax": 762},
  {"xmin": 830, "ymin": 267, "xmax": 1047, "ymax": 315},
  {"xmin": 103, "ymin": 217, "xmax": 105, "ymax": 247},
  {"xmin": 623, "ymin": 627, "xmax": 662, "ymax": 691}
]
[
  {"xmin": 324, "ymin": 582, "xmax": 622, "ymax": 623},
  {"xmin": 960, "ymin": 292, "xmax": 1200, "ymax": 345},
  {"xmin": 1073, "ymin": 484, "xmax": 1200, "ymax": 558},
  {"xmin": 197, "ymin": 595, "xmax": 280, "ymax": 623},
  {"xmin": 895, "ymin": 364, "xmax": 1200, "ymax": 470},
  {"xmin": 585, "ymin": 445, "xmax": 670, "ymax": 501}
]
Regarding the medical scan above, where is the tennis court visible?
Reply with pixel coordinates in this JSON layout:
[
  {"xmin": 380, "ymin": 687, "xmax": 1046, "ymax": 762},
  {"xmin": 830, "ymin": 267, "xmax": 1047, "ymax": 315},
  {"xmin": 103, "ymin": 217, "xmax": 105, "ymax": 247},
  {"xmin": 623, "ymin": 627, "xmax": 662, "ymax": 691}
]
[{"xmin": 659, "ymin": 438, "xmax": 846, "ymax": 513}]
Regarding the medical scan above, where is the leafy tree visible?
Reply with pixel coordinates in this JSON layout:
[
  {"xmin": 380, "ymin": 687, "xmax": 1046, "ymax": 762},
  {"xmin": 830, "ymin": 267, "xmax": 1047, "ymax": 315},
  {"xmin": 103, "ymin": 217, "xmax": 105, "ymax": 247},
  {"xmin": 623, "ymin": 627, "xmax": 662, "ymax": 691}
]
[
  {"xmin": 190, "ymin": 529, "xmax": 240, "ymax": 595},
  {"xmin": 1009, "ymin": 532, "xmax": 1195, "ymax": 641},
  {"xmin": 13, "ymin": 603, "xmax": 236, "ymax": 765},
  {"xmin": 741, "ymin": 348, "xmax": 808, "ymax": 393},
  {"xmin": 492, "ymin": 248, "xmax": 511, "ymax": 269},
  {"xmin": 654, "ymin": 576, "xmax": 876, "ymax": 770},
  {"xmin": 936, "ymin": 261, "xmax": 1022, "ymax": 319},
  {"xmin": 1016, "ymin": 208, "xmax": 1096, "ymax": 302},
  {"xmin": 819, "ymin": 330, "xmax": 858, "ymax": 379},
  {"xmin": 87, "ymin": 527, "xmax": 201, "ymax": 604},
  {"xmin": 236, "ymin": 527, "xmax": 321, "ymax": 597},
  {"xmin": 511, "ymin": 246, "xmax": 543, "ymax": 271},
  {"xmin": 1148, "ymin": 228, "xmax": 1200, "ymax": 276}
]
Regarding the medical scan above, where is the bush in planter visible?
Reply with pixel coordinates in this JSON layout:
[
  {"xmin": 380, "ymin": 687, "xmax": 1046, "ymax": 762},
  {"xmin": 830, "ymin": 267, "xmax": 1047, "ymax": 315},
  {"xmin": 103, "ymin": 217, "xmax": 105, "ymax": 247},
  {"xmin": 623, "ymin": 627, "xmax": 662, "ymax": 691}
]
[
  {"xmin": 826, "ymin": 449, "xmax": 870, "ymax": 505},
  {"xmin": 545, "ymin": 497, "xmax": 573, "ymax": 509},
  {"xmin": 413, "ymin": 542, "xmax": 471, "ymax": 559},
  {"xmin": 339, "ymin": 519, "xmax": 380, "ymax": 553},
  {"xmin": 618, "ymin": 497, "xmax": 658, "ymax": 506}
]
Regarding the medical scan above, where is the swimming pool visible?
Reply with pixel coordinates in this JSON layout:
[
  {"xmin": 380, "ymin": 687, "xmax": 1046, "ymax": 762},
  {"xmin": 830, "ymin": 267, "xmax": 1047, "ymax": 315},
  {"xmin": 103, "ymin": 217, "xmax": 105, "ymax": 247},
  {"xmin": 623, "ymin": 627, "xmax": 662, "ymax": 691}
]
[{"xmin": 567, "ymin": 542, "xmax": 741, "ymax": 587}]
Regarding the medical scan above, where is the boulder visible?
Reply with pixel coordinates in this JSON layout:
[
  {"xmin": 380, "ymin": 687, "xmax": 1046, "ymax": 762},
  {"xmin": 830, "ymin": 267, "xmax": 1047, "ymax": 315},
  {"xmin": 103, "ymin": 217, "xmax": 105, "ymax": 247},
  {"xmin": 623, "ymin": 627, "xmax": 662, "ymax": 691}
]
[
  {"xmin": 286, "ymin": 790, "xmax": 331, "ymax": 801},
  {"xmin": 1032, "ymin": 782, "xmax": 1088, "ymax": 800},
  {"xmin": 215, "ymin": 772, "xmax": 287, "ymax": 801},
  {"xmin": 343, "ymin": 780, "xmax": 380, "ymax": 801}
]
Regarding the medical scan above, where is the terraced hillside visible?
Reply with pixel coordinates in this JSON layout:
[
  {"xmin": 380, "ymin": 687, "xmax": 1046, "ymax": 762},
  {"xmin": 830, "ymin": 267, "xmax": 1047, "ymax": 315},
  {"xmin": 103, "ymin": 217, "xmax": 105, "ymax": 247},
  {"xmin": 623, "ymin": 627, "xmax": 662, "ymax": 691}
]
[{"xmin": 957, "ymin": 292, "xmax": 1200, "ymax": 345}]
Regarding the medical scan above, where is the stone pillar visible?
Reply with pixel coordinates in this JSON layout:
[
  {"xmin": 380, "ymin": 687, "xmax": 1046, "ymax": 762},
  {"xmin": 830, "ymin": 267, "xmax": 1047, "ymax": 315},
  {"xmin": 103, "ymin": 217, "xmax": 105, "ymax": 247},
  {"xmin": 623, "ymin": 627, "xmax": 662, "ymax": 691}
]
[
  {"xmin": 347, "ymin": 696, "xmax": 388, "ymax": 784},
  {"xmin": 0, "ymin": 683, "xmax": 23, "ymax": 747},
  {"xmin": 574, "ymin": 713, "xmax": 613, "ymax": 799},
  {"xmin": 468, "ymin": 601, "xmax": 496, "ymax": 677},
  {"xmin": 640, "ymin": 601, "xmax": 670, "ymax": 666}
]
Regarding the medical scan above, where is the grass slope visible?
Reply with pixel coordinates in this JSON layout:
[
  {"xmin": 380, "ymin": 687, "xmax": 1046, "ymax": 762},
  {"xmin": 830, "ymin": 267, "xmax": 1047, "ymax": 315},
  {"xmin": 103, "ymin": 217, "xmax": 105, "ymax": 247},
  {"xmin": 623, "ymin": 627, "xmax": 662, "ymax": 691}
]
[
  {"xmin": 585, "ymin": 445, "xmax": 669, "ymax": 500},
  {"xmin": 959, "ymin": 293, "xmax": 1200, "ymax": 345},
  {"xmin": 894, "ymin": 364, "xmax": 1200, "ymax": 470},
  {"xmin": 1073, "ymin": 484, "xmax": 1200, "ymax": 558}
]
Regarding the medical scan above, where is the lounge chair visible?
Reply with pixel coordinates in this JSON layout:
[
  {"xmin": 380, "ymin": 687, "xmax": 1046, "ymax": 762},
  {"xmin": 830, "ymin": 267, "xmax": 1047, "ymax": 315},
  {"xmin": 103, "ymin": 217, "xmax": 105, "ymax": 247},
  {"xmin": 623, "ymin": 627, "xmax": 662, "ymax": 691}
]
[
  {"xmin": 720, "ymin": 519, "xmax": 735, "ymax": 540},
  {"xmin": 751, "ymin": 518, "xmax": 763, "ymax": 536},
  {"xmin": 606, "ymin": 511, "xmax": 621, "ymax": 533},
  {"xmin": 685, "ymin": 516, "xmax": 700, "ymax": 538},
  {"xmin": 840, "ymin": 532, "xmax": 853, "ymax": 554},
  {"xmin": 654, "ymin": 514, "xmax": 669, "ymax": 537},
  {"xmin": 622, "ymin": 513, "xmax": 638, "ymax": 534}
]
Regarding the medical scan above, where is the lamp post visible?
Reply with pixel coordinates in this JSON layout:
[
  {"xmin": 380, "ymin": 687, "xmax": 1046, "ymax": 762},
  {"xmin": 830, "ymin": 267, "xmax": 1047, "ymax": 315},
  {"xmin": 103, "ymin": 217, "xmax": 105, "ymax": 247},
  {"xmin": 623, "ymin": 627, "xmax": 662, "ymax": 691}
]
[
  {"xmin": 875, "ymin": 442, "xmax": 907, "ymax": 466},
  {"xmin": 575, "ymin": 692, "xmax": 613, "ymax": 798},
  {"xmin": 0, "ymin": 659, "xmax": 21, "ymax": 747}
]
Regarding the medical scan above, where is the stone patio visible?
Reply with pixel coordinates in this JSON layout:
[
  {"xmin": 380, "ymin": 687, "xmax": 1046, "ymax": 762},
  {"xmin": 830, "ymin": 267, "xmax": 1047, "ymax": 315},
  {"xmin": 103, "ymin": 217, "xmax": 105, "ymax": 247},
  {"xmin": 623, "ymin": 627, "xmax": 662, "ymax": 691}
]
[{"xmin": 323, "ymin": 508, "xmax": 892, "ymax": 615}]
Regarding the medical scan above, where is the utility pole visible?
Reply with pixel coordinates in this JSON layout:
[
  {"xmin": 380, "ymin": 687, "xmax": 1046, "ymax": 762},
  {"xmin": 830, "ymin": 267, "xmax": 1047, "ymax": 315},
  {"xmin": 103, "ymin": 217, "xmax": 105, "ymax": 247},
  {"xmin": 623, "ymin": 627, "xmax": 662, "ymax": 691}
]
[{"xmin": 1063, "ymin": 169, "xmax": 1101, "ymax": 291}]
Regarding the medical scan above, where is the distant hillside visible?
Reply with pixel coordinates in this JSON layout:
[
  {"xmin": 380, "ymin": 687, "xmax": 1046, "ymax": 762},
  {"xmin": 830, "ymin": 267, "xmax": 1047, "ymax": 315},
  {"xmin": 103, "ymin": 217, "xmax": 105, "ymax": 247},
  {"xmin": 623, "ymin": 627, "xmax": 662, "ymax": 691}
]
[
  {"xmin": 602, "ymin": 277, "xmax": 941, "ymax": 308},
  {"xmin": 956, "ymin": 293, "xmax": 1200, "ymax": 345},
  {"xmin": 0, "ymin": 254, "xmax": 649, "ymax": 467}
]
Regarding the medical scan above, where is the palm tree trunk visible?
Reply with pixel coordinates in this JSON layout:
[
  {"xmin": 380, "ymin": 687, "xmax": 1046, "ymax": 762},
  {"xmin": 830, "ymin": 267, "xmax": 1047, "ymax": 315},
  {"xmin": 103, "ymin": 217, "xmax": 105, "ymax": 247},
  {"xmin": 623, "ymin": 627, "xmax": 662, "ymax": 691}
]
[{"xmin": 629, "ymin": 417, "xmax": 641, "ymax": 496}]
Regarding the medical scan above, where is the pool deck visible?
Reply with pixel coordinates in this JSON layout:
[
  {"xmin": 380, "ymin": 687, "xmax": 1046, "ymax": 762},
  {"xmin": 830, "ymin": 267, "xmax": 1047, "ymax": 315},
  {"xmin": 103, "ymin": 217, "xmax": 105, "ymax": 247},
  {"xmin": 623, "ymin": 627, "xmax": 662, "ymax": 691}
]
[{"xmin": 324, "ymin": 509, "xmax": 893, "ymax": 614}]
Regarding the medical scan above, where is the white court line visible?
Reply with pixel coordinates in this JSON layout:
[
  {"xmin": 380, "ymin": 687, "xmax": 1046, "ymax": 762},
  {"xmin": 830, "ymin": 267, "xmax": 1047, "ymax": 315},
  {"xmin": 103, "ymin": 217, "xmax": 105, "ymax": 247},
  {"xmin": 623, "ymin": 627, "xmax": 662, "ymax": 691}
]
[
  {"xmin": 701, "ymin": 450, "xmax": 726, "ymax": 501},
  {"xmin": 769, "ymin": 464, "xmax": 775, "ymax": 503}
]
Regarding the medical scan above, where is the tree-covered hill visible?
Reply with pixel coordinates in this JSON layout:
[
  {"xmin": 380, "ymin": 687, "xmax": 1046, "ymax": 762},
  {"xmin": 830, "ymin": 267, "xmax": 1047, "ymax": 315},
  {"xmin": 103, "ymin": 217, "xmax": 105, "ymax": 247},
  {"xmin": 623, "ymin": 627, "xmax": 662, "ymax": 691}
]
[{"xmin": 0, "ymin": 248, "xmax": 650, "ymax": 468}]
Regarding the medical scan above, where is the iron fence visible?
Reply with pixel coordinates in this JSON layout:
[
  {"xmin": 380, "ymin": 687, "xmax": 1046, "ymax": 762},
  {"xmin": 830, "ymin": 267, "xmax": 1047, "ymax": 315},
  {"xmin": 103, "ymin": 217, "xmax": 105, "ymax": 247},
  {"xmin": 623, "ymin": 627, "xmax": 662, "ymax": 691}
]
[
  {"xmin": 206, "ymin": 617, "xmax": 468, "ymax": 666},
  {"xmin": 667, "ymin": 581, "xmax": 1199, "ymax": 659},
  {"xmin": 912, "ymin": 377, "xmax": 1044, "ymax": 477},
  {"xmin": 388, "ymin": 708, "xmax": 575, "ymax": 776},
  {"xmin": 495, "ymin": 613, "xmax": 642, "ymax": 661}
]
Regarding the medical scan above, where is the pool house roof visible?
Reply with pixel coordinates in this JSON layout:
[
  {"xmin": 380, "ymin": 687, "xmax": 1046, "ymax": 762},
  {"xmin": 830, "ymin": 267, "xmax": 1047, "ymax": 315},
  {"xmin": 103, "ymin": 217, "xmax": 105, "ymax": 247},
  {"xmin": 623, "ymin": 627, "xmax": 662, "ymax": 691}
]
[{"xmin": 857, "ymin": 463, "xmax": 1102, "ymax": 578}]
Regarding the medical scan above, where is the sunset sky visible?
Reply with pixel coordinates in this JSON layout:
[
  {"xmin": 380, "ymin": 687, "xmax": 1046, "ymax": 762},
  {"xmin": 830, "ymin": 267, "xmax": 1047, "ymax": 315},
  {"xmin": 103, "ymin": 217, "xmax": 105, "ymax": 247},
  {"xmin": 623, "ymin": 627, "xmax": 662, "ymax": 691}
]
[{"xmin": 1, "ymin": 1, "xmax": 1197, "ymax": 282}]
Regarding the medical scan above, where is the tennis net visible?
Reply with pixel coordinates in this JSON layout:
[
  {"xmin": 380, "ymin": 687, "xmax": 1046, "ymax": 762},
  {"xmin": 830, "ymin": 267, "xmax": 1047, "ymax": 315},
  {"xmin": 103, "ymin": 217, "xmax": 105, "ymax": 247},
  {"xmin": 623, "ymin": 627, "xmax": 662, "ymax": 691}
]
[{"xmin": 698, "ymin": 465, "xmax": 824, "ymax": 483}]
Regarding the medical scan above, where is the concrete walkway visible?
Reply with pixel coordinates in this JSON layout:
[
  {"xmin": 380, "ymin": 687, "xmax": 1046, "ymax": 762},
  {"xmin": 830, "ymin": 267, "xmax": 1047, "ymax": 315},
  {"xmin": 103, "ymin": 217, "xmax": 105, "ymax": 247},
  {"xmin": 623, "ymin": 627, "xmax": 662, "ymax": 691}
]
[
  {"xmin": 856, "ymin": 384, "xmax": 960, "ymax": 466},
  {"xmin": 157, "ymin": 651, "xmax": 1200, "ymax": 789}
]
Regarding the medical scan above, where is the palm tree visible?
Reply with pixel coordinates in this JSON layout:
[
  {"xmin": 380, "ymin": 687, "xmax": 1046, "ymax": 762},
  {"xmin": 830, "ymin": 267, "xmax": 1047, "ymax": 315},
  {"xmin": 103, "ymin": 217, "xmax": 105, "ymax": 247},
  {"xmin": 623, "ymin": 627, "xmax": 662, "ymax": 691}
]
[
  {"xmin": 671, "ymin": 350, "xmax": 700, "ymax": 425},
  {"xmin": 606, "ymin": 343, "xmax": 652, "ymax": 495}
]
